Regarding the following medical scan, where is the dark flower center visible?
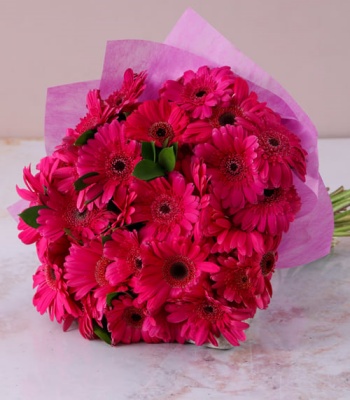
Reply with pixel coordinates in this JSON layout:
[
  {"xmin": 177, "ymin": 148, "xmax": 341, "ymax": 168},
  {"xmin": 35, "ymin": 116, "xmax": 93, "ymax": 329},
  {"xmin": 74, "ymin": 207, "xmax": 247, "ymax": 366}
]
[
  {"xmin": 219, "ymin": 112, "xmax": 235, "ymax": 126},
  {"xmin": 203, "ymin": 305, "xmax": 214, "ymax": 314},
  {"xmin": 159, "ymin": 204, "xmax": 171, "ymax": 214},
  {"xmin": 149, "ymin": 122, "xmax": 174, "ymax": 144},
  {"xmin": 163, "ymin": 256, "xmax": 195, "ymax": 288},
  {"xmin": 264, "ymin": 189, "xmax": 276, "ymax": 197},
  {"xmin": 260, "ymin": 252, "xmax": 276, "ymax": 276},
  {"xmin": 135, "ymin": 257, "xmax": 142, "ymax": 269},
  {"xmin": 131, "ymin": 313, "xmax": 142, "ymax": 322},
  {"xmin": 230, "ymin": 162, "xmax": 239, "ymax": 173},
  {"xmin": 269, "ymin": 138, "xmax": 280, "ymax": 147},
  {"xmin": 195, "ymin": 90, "xmax": 207, "ymax": 98},
  {"xmin": 222, "ymin": 155, "xmax": 244, "ymax": 180},
  {"xmin": 156, "ymin": 128, "xmax": 166, "ymax": 137},
  {"xmin": 123, "ymin": 306, "xmax": 144, "ymax": 328},
  {"xmin": 233, "ymin": 269, "xmax": 250, "ymax": 290},
  {"xmin": 169, "ymin": 262, "xmax": 188, "ymax": 280},
  {"xmin": 112, "ymin": 160, "xmax": 126, "ymax": 172}
]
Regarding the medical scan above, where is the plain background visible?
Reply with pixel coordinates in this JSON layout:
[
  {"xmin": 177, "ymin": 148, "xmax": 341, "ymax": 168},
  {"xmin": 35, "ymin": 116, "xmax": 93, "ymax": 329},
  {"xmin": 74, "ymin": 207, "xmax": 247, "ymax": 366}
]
[{"xmin": 1, "ymin": 0, "xmax": 350, "ymax": 139}]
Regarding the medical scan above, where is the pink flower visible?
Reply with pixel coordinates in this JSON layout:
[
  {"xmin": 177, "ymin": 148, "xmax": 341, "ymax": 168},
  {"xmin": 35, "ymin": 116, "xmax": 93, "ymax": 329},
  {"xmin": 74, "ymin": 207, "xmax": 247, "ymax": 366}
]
[
  {"xmin": 195, "ymin": 125, "xmax": 264, "ymax": 210},
  {"xmin": 134, "ymin": 235, "xmax": 219, "ymax": 312},
  {"xmin": 106, "ymin": 69, "xmax": 147, "ymax": 113},
  {"xmin": 37, "ymin": 189, "xmax": 113, "ymax": 242},
  {"xmin": 33, "ymin": 257, "xmax": 80, "ymax": 323},
  {"xmin": 161, "ymin": 66, "xmax": 235, "ymax": 119},
  {"xmin": 182, "ymin": 77, "xmax": 279, "ymax": 144},
  {"xmin": 104, "ymin": 229, "xmax": 145, "ymax": 286},
  {"xmin": 211, "ymin": 256, "xmax": 260, "ymax": 309},
  {"xmin": 64, "ymin": 240, "xmax": 116, "ymax": 317},
  {"xmin": 125, "ymin": 98, "xmax": 188, "ymax": 146},
  {"xmin": 105, "ymin": 295, "xmax": 146, "ymax": 345},
  {"xmin": 238, "ymin": 248, "xmax": 279, "ymax": 309},
  {"xmin": 77, "ymin": 120, "xmax": 141, "ymax": 208},
  {"xmin": 232, "ymin": 186, "xmax": 301, "ymax": 235},
  {"xmin": 75, "ymin": 89, "xmax": 114, "ymax": 134},
  {"xmin": 132, "ymin": 172, "xmax": 199, "ymax": 240},
  {"xmin": 255, "ymin": 122, "xmax": 307, "ymax": 187},
  {"xmin": 166, "ymin": 287, "xmax": 250, "ymax": 347},
  {"xmin": 202, "ymin": 197, "xmax": 265, "ymax": 256},
  {"xmin": 143, "ymin": 308, "xmax": 185, "ymax": 343}
]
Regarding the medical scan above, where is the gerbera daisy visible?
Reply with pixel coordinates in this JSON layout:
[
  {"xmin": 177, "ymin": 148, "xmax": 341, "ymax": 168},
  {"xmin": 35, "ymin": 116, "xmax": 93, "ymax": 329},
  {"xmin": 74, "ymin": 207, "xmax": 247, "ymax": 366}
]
[
  {"xmin": 160, "ymin": 65, "xmax": 235, "ymax": 119},
  {"xmin": 202, "ymin": 196, "xmax": 265, "ymax": 256},
  {"xmin": 105, "ymin": 295, "xmax": 147, "ymax": 345},
  {"xmin": 75, "ymin": 89, "xmax": 114, "ymax": 134},
  {"xmin": 76, "ymin": 120, "xmax": 141, "ymax": 208},
  {"xmin": 143, "ymin": 308, "xmax": 185, "ymax": 344},
  {"xmin": 63, "ymin": 293, "xmax": 103, "ymax": 340},
  {"xmin": 37, "ymin": 189, "xmax": 113, "ymax": 242},
  {"xmin": 134, "ymin": 235, "xmax": 219, "ymax": 312},
  {"xmin": 131, "ymin": 172, "xmax": 199, "ymax": 240},
  {"xmin": 125, "ymin": 98, "xmax": 188, "ymax": 146},
  {"xmin": 64, "ymin": 240, "xmax": 116, "ymax": 316},
  {"xmin": 211, "ymin": 256, "xmax": 260, "ymax": 309},
  {"xmin": 255, "ymin": 122, "xmax": 307, "ymax": 187},
  {"xmin": 239, "ymin": 248, "xmax": 278, "ymax": 309},
  {"xmin": 166, "ymin": 287, "xmax": 250, "ymax": 347},
  {"xmin": 106, "ymin": 68, "xmax": 147, "ymax": 114},
  {"xmin": 232, "ymin": 185, "xmax": 301, "ymax": 235},
  {"xmin": 182, "ymin": 77, "xmax": 279, "ymax": 144},
  {"xmin": 195, "ymin": 125, "xmax": 264, "ymax": 210},
  {"xmin": 33, "ymin": 256, "xmax": 80, "ymax": 323},
  {"xmin": 104, "ymin": 229, "xmax": 145, "ymax": 286}
]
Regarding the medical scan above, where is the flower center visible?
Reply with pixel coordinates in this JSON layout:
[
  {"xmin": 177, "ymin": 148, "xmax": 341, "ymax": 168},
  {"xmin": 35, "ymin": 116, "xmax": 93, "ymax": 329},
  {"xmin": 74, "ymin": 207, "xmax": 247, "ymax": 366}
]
[
  {"xmin": 198, "ymin": 301, "xmax": 223, "ymax": 321},
  {"xmin": 112, "ymin": 160, "xmax": 126, "ymax": 172},
  {"xmin": 258, "ymin": 130, "xmax": 290, "ymax": 158},
  {"xmin": 107, "ymin": 154, "xmax": 133, "ymax": 181},
  {"xmin": 232, "ymin": 269, "xmax": 250, "ymax": 291},
  {"xmin": 195, "ymin": 90, "xmax": 207, "ymax": 98},
  {"xmin": 135, "ymin": 257, "xmax": 142, "ymax": 269},
  {"xmin": 122, "ymin": 306, "xmax": 144, "ymax": 328},
  {"xmin": 218, "ymin": 112, "xmax": 235, "ymax": 126},
  {"xmin": 95, "ymin": 257, "xmax": 110, "ymax": 286},
  {"xmin": 221, "ymin": 155, "xmax": 245, "ymax": 181},
  {"xmin": 149, "ymin": 122, "xmax": 174, "ymax": 144},
  {"xmin": 260, "ymin": 252, "xmax": 276, "ymax": 276},
  {"xmin": 64, "ymin": 202, "xmax": 93, "ymax": 230},
  {"xmin": 263, "ymin": 188, "xmax": 282, "ymax": 203},
  {"xmin": 269, "ymin": 138, "xmax": 280, "ymax": 147},
  {"xmin": 44, "ymin": 265, "xmax": 59, "ymax": 290},
  {"xmin": 151, "ymin": 194, "xmax": 182, "ymax": 225},
  {"xmin": 163, "ymin": 256, "xmax": 195, "ymax": 288}
]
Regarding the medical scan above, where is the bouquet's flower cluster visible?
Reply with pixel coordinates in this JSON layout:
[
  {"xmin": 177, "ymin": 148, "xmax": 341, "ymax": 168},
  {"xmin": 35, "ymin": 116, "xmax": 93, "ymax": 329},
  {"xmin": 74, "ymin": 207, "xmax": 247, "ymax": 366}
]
[{"xmin": 17, "ymin": 65, "xmax": 307, "ymax": 347}]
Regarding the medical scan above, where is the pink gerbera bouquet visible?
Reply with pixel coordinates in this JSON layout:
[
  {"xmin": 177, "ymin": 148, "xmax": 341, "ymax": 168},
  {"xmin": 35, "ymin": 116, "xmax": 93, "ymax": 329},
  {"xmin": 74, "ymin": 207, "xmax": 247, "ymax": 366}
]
[{"xmin": 15, "ymin": 10, "xmax": 345, "ymax": 348}]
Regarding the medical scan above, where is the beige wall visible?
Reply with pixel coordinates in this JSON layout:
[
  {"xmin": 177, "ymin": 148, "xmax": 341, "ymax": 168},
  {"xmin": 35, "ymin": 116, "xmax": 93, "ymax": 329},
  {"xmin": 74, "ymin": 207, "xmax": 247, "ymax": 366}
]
[{"xmin": 1, "ymin": 0, "xmax": 349, "ymax": 138}]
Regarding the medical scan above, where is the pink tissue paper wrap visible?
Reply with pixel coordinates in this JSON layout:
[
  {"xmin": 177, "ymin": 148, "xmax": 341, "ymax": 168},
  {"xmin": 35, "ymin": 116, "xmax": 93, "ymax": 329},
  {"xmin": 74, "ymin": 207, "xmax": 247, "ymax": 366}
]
[{"xmin": 15, "ymin": 9, "xmax": 334, "ymax": 269}]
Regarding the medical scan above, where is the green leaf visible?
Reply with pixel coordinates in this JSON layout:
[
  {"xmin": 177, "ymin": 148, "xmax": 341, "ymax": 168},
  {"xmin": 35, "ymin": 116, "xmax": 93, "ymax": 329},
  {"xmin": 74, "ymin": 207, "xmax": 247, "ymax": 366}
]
[
  {"xmin": 158, "ymin": 146, "xmax": 176, "ymax": 172},
  {"xmin": 106, "ymin": 292, "xmax": 126, "ymax": 307},
  {"xmin": 133, "ymin": 160, "xmax": 165, "ymax": 181},
  {"xmin": 141, "ymin": 141, "xmax": 156, "ymax": 162},
  {"xmin": 74, "ymin": 129, "xmax": 96, "ymax": 146},
  {"xmin": 74, "ymin": 172, "xmax": 99, "ymax": 191},
  {"xmin": 102, "ymin": 235, "xmax": 112, "ymax": 245},
  {"xmin": 93, "ymin": 322, "xmax": 111, "ymax": 345},
  {"xmin": 173, "ymin": 142, "xmax": 179, "ymax": 158},
  {"xmin": 18, "ymin": 205, "xmax": 47, "ymax": 228}
]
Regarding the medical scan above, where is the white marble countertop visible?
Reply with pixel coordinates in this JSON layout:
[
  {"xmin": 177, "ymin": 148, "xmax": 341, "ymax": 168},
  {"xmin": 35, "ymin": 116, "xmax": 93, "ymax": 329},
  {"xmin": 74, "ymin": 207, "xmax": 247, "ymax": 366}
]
[{"xmin": 1, "ymin": 138, "xmax": 350, "ymax": 400}]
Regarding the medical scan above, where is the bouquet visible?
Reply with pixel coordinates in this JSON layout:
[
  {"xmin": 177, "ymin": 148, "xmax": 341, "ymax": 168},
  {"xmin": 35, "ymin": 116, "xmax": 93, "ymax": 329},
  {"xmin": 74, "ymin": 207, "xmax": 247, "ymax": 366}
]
[{"xmin": 14, "ymin": 10, "xmax": 343, "ymax": 348}]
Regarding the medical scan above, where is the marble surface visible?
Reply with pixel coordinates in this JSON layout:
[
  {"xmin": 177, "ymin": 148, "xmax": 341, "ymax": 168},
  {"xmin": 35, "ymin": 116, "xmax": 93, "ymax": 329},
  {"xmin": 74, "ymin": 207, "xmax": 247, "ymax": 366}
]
[{"xmin": 1, "ymin": 138, "xmax": 350, "ymax": 400}]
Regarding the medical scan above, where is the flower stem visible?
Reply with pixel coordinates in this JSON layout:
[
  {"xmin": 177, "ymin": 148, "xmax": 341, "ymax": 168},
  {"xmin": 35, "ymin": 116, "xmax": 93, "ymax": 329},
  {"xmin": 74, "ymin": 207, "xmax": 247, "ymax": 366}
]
[{"xmin": 330, "ymin": 187, "xmax": 350, "ymax": 244}]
